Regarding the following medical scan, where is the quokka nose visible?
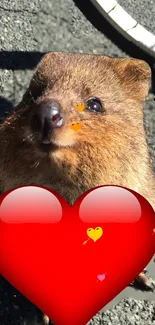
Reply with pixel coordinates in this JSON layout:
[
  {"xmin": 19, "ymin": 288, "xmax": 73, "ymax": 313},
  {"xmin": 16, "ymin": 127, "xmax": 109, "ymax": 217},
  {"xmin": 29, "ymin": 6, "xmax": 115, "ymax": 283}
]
[{"xmin": 30, "ymin": 100, "xmax": 64, "ymax": 142}]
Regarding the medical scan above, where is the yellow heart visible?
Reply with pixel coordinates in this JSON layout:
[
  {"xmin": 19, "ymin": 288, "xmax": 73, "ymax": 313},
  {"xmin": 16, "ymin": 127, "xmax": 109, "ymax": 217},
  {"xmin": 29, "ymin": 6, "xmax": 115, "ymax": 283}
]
[{"xmin": 86, "ymin": 227, "xmax": 103, "ymax": 242}]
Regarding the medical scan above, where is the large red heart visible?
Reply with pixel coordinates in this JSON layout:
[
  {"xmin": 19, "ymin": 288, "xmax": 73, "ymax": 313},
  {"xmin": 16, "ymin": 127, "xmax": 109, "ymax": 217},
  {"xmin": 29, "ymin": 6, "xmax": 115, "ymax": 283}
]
[{"xmin": 0, "ymin": 185, "xmax": 155, "ymax": 325}]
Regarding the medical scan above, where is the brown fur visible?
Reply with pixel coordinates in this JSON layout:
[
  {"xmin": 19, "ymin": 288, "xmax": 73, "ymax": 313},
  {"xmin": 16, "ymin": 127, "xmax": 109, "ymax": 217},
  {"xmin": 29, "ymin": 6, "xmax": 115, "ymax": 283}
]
[
  {"xmin": 1, "ymin": 52, "xmax": 155, "ymax": 324},
  {"xmin": 0, "ymin": 52, "xmax": 155, "ymax": 210}
]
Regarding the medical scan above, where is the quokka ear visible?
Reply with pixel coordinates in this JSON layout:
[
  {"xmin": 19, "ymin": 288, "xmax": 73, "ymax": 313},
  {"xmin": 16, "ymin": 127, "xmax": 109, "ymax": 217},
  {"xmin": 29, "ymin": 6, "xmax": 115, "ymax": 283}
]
[{"xmin": 111, "ymin": 57, "xmax": 151, "ymax": 102}]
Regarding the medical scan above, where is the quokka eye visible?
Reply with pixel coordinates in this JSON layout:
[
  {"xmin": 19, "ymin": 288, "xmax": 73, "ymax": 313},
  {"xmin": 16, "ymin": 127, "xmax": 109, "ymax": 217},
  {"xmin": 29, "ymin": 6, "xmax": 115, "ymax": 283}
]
[{"xmin": 86, "ymin": 97, "xmax": 104, "ymax": 113}]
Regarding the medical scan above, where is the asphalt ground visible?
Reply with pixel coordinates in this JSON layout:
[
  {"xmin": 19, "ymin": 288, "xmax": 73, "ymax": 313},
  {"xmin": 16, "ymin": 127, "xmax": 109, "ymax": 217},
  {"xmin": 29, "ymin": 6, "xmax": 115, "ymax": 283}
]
[{"xmin": 0, "ymin": 0, "xmax": 155, "ymax": 324}]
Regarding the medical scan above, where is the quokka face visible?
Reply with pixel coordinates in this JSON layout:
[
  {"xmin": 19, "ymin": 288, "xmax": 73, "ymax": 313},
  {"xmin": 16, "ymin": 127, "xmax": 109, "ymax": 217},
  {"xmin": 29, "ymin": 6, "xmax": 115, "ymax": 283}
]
[{"xmin": 0, "ymin": 52, "xmax": 154, "ymax": 208}]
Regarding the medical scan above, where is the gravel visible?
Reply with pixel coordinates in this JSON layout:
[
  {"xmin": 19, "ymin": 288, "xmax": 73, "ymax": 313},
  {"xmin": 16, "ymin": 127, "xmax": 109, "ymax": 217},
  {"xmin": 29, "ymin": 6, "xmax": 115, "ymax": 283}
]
[
  {"xmin": 88, "ymin": 299, "xmax": 155, "ymax": 325},
  {"xmin": 0, "ymin": 0, "xmax": 155, "ymax": 324}
]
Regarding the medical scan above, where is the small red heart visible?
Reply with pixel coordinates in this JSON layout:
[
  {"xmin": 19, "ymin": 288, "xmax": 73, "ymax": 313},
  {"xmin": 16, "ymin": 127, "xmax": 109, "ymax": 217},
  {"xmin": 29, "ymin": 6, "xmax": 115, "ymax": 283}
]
[{"xmin": 0, "ymin": 185, "xmax": 155, "ymax": 325}]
